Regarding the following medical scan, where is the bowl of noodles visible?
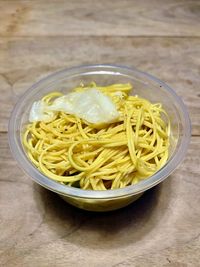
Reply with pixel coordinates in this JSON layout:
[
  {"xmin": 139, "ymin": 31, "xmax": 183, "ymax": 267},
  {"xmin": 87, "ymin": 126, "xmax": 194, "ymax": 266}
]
[{"xmin": 8, "ymin": 65, "xmax": 191, "ymax": 211}]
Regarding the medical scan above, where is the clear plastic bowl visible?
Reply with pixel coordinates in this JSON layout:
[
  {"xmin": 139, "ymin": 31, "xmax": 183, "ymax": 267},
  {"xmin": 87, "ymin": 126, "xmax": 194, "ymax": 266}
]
[{"xmin": 8, "ymin": 65, "xmax": 191, "ymax": 211}]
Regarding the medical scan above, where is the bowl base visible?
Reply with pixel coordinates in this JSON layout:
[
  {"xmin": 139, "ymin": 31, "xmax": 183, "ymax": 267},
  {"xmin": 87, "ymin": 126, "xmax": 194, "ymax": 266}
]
[{"xmin": 59, "ymin": 193, "xmax": 143, "ymax": 212}]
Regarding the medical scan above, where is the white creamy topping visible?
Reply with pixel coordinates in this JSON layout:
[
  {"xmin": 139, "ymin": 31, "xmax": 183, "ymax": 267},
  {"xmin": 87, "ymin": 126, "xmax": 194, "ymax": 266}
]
[{"xmin": 29, "ymin": 89, "xmax": 119, "ymax": 124}]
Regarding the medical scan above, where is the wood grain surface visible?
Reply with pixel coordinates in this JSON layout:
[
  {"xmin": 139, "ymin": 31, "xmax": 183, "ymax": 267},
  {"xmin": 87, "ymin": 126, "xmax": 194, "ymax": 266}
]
[
  {"xmin": 0, "ymin": 0, "xmax": 200, "ymax": 266},
  {"xmin": 0, "ymin": 0, "xmax": 200, "ymax": 37}
]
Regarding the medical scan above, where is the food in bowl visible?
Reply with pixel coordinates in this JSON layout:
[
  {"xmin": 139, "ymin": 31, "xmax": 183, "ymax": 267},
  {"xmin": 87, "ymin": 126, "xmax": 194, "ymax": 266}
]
[
  {"xmin": 23, "ymin": 82, "xmax": 170, "ymax": 191},
  {"xmin": 8, "ymin": 65, "xmax": 191, "ymax": 211}
]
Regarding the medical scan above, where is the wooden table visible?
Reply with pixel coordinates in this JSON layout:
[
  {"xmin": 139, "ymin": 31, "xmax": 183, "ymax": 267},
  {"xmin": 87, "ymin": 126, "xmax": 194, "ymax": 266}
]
[{"xmin": 0, "ymin": 1, "xmax": 200, "ymax": 266}]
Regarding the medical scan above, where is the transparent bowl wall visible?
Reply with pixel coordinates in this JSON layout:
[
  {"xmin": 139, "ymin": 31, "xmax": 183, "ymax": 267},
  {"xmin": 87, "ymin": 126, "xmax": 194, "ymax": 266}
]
[{"xmin": 8, "ymin": 65, "xmax": 191, "ymax": 211}]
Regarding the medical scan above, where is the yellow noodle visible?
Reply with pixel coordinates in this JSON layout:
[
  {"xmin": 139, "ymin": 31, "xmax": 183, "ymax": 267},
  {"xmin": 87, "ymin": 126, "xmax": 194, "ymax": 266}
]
[{"xmin": 23, "ymin": 82, "xmax": 170, "ymax": 190}]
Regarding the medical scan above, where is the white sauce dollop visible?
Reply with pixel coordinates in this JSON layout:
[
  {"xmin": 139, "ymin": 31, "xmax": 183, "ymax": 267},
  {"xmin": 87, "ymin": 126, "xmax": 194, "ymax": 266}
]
[{"xmin": 29, "ymin": 89, "xmax": 119, "ymax": 124}]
